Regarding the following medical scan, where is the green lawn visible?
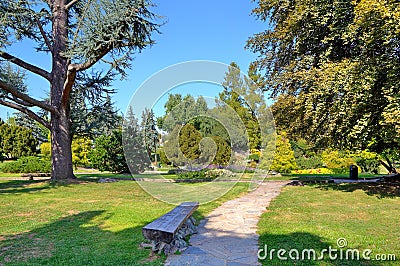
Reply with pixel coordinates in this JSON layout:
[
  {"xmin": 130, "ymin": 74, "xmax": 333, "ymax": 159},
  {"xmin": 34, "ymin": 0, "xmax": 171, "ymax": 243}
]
[
  {"xmin": 258, "ymin": 183, "xmax": 400, "ymax": 265},
  {"xmin": 266, "ymin": 173, "xmax": 383, "ymax": 181},
  {"xmin": 0, "ymin": 178, "xmax": 248, "ymax": 265}
]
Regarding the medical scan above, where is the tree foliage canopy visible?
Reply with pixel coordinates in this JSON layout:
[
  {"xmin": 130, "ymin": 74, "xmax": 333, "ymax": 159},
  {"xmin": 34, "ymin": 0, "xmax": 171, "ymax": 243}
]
[{"xmin": 248, "ymin": 0, "xmax": 400, "ymax": 172}]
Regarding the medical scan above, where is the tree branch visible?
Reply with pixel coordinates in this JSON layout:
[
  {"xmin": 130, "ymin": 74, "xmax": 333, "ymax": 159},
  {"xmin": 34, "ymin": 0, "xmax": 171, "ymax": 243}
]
[
  {"xmin": 36, "ymin": 18, "xmax": 53, "ymax": 53},
  {"xmin": 0, "ymin": 51, "xmax": 51, "ymax": 81},
  {"xmin": 65, "ymin": 0, "xmax": 80, "ymax": 10},
  {"xmin": 0, "ymin": 99, "xmax": 50, "ymax": 129},
  {"xmin": 5, "ymin": 95, "xmax": 34, "ymax": 107},
  {"xmin": 0, "ymin": 80, "xmax": 58, "ymax": 114},
  {"xmin": 71, "ymin": 49, "xmax": 110, "ymax": 72},
  {"xmin": 61, "ymin": 65, "xmax": 77, "ymax": 108}
]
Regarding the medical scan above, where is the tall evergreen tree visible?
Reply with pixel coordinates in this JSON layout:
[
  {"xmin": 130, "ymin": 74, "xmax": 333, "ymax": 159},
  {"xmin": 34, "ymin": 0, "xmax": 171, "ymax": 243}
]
[
  {"xmin": 141, "ymin": 108, "xmax": 158, "ymax": 160},
  {"xmin": 123, "ymin": 106, "xmax": 150, "ymax": 173},
  {"xmin": 0, "ymin": 0, "xmax": 161, "ymax": 179}
]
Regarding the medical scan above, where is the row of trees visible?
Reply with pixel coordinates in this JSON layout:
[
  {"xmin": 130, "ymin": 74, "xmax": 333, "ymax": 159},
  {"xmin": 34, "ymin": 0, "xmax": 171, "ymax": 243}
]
[{"xmin": 247, "ymin": 0, "xmax": 400, "ymax": 173}]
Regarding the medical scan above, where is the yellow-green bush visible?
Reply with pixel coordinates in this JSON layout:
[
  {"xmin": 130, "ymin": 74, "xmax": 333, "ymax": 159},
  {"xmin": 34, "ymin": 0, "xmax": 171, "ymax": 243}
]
[
  {"xmin": 40, "ymin": 142, "xmax": 51, "ymax": 159},
  {"xmin": 292, "ymin": 168, "xmax": 334, "ymax": 175}
]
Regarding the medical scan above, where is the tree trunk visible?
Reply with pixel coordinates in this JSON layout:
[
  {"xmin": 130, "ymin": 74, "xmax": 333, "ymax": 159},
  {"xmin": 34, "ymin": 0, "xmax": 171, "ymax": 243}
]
[
  {"xmin": 51, "ymin": 111, "xmax": 75, "ymax": 180},
  {"xmin": 380, "ymin": 158, "xmax": 398, "ymax": 174},
  {"xmin": 50, "ymin": 0, "xmax": 75, "ymax": 180}
]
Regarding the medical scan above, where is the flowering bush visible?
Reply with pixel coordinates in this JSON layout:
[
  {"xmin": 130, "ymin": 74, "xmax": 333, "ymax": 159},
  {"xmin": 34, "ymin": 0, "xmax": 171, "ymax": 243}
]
[
  {"xmin": 291, "ymin": 168, "xmax": 334, "ymax": 175},
  {"xmin": 205, "ymin": 169, "xmax": 235, "ymax": 179}
]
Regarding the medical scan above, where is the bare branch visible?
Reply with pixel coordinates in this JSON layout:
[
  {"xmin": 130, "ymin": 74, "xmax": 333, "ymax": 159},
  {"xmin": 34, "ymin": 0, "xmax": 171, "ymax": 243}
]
[
  {"xmin": 0, "ymin": 99, "xmax": 50, "ymax": 129},
  {"xmin": 0, "ymin": 80, "xmax": 58, "ymax": 114},
  {"xmin": 36, "ymin": 18, "xmax": 53, "ymax": 53},
  {"xmin": 0, "ymin": 51, "xmax": 51, "ymax": 81},
  {"xmin": 65, "ymin": 0, "xmax": 80, "ymax": 10}
]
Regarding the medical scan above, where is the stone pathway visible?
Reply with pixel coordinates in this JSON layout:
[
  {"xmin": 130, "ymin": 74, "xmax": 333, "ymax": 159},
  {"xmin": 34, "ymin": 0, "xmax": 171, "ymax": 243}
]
[{"xmin": 165, "ymin": 181, "xmax": 288, "ymax": 266}]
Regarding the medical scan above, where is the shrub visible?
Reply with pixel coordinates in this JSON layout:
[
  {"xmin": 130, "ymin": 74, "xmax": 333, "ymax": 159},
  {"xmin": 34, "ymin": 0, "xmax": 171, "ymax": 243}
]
[
  {"xmin": 210, "ymin": 136, "xmax": 231, "ymax": 166},
  {"xmin": 159, "ymin": 148, "xmax": 171, "ymax": 166},
  {"xmin": 292, "ymin": 168, "xmax": 334, "ymax": 175},
  {"xmin": 89, "ymin": 130, "xmax": 130, "ymax": 173},
  {"xmin": 295, "ymin": 155, "xmax": 324, "ymax": 170},
  {"xmin": 248, "ymin": 153, "xmax": 260, "ymax": 162},
  {"xmin": 0, "ymin": 123, "xmax": 38, "ymax": 159},
  {"xmin": 227, "ymin": 165, "xmax": 256, "ymax": 173},
  {"xmin": 1, "ymin": 156, "xmax": 51, "ymax": 173},
  {"xmin": 177, "ymin": 170, "xmax": 207, "ymax": 180},
  {"xmin": 269, "ymin": 133, "xmax": 297, "ymax": 173},
  {"xmin": 71, "ymin": 137, "xmax": 92, "ymax": 168},
  {"xmin": 353, "ymin": 150, "xmax": 380, "ymax": 174},
  {"xmin": 321, "ymin": 150, "xmax": 355, "ymax": 170},
  {"xmin": 40, "ymin": 142, "xmax": 51, "ymax": 159},
  {"xmin": 204, "ymin": 169, "xmax": 235, "ymax": 179}
]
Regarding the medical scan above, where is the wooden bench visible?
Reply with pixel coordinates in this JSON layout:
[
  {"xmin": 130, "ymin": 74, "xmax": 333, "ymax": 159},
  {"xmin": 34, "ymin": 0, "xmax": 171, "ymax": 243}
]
[
  {"xmin": 142, "ymin": 202, "xmax": 199, "ymax": 244},
  {"xmin": 21, "ymin": 173, "xmax": 51, "ymax": 180}
]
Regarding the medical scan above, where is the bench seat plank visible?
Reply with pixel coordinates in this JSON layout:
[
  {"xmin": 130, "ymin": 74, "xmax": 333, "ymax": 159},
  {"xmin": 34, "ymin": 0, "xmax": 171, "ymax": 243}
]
[{"xmin": 142, "ymin": 202, "xmax": 199, "ymax": 243}]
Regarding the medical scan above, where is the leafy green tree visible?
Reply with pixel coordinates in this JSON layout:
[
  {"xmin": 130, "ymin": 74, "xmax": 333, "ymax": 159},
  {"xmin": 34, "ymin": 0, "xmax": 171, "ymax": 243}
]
[
  {"xmin": 0, "ymin": 122, "xmax": 38, "ymax": 159},
  {"xmin": 247, "ymin": 0, "xmax": 400, "ymax": 173},
  {"xmin": 89, "ymin": 130, "xmax": 128, "ymax": 173},
  {"xmin": 270, "ymin": 133, "xmax": 297, "ymax": 173},
  {"xmin": 158, "ymin": 94, "xmax": 209, "ymax": 133},
  {"xmin": 219, "ymin": 62, "xmax": 264, "ymax": 150},
  {"xmin": 157, "ymin": 94, "xmax": 182, "ymax": 131},
  {"xmin": 0, "ymin": 0, "xmax": 161, "ymax": 180}
]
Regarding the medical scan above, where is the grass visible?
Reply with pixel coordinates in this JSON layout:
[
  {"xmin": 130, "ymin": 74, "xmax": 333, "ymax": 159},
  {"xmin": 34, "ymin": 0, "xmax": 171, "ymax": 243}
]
[
  {"xmin": 0, "ymin": 178, "xmax": 248, "ymax": 265},
  {"xmin": 266, "ymin": 173, "xmax": 384, "ymax": 181},
  {"xmin": 258, "ymin": 183, "xmax": 400, "ymax": 265}
]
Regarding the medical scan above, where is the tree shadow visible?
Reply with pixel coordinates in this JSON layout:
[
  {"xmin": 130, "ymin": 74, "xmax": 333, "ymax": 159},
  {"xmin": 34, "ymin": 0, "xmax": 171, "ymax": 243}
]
[
  {"xmin": 258, "ymin": 232, "xmax": 387, "ymax": 265},
  {"xmin": 0, "ymin": 211, "xmax": 161, "ymax": 265},
  {"xmin": 312, "ymin": 182, "xmax": 400, "ymax": 199},
  {"xmin": 0, "ymin": 180, "xmax": 55, "ymax": 194},
  {"xmin": 0, "ymin": 178, "xmax": 101, "ymax": 194}
]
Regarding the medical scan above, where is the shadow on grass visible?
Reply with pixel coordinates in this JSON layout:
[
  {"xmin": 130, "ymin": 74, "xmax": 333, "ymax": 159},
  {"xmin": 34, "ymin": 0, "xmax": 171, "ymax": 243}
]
[
  {"xmin": 259, "ymin": 232, "xmax": 387, "ymax": 265},
  {"xmin": 312, "ymin": 182, "xmax": 400, "ymax": 199},
  {"xmin": 0, "ymin": 211, "xmax": 162, "ymax": 265},
  {"xmin": 0, "ymin": 179, "xmax": 97, "ymax": 195},
  {"xmin": 0, "ymin": 178, "xmax": 104, "ymax": 194},
  {"xmin": 0, "ymin": 180, "xmax": 56, "ymax": 194}
]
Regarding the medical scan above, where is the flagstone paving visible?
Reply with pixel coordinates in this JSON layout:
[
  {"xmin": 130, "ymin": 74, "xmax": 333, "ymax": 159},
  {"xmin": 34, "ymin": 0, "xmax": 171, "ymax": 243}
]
[{"xmin": 165, "ymin": 181, "xmax": 288, "ymax": 266}]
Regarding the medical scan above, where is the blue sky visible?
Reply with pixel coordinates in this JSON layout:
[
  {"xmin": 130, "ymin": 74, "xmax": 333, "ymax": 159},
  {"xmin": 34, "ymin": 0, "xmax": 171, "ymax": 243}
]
[{"xmin": 0, "ymin": 0, "xmax": 266, "ymax": 120}]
